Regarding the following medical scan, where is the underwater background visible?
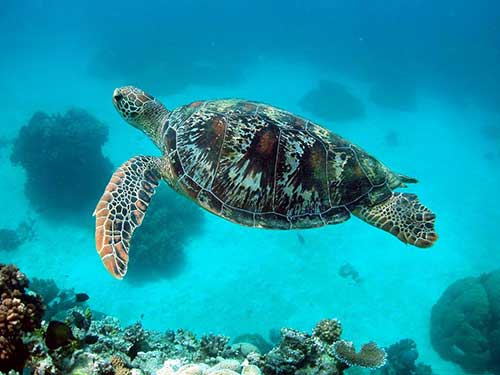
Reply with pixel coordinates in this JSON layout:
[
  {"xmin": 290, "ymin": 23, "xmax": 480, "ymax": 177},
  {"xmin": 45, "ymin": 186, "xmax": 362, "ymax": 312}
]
[{"xmin": 1, "ymin": 0, "xmax": 500, "ymax": 374}]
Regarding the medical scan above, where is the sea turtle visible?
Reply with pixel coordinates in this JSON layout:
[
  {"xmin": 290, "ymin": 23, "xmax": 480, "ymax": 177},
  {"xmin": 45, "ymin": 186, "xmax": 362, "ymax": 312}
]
[{"xmin": 94, "ymin": 86, "xmax": 438, "ymax": 279}]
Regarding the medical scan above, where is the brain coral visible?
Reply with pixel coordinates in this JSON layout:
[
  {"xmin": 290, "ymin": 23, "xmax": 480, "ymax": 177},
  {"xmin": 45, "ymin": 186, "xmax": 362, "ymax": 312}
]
[{"xmin": 430, "ymin": 269, "xmax": 500, "ymax": 374}]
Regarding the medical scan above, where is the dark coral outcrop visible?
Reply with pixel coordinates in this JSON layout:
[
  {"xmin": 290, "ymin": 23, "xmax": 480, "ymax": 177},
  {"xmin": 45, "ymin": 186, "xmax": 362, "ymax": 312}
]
[
  {"xmin": 371, "ymin": 339, "xmax": 436, "ymax": 375},
  {"xmin": 127, "ymin": 185, "xmax": 204, "ymax": 283},
  {"xmin": 0, "ymin": 264, "xmax": 44, "ymax": 372},
  {"xmin": 299, "ymin": 80, "xmax": 365, "ymax": 123},
  {"xmin": 430, "ymin": 269, "xmax": 500, "ymax": 374},
  {"xmin": 11, "ymin": 109, "xmax": 113, "ymax": 220}
]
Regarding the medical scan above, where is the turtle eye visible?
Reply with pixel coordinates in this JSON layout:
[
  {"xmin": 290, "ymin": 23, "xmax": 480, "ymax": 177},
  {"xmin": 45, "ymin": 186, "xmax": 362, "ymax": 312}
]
[{"xmin": 114, "ymin": 93, "xmax": 123, "ymax": 103}]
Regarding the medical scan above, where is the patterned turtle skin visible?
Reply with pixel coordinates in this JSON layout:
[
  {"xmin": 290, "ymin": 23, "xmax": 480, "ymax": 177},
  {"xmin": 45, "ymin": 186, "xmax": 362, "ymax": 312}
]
[
  {"xmin": 94, "ymin": 86, "xmax": 437, "ymax": 279},
  {"xmin": 164, "ymin": 99, "xmax": 395, "ymax": 229}
]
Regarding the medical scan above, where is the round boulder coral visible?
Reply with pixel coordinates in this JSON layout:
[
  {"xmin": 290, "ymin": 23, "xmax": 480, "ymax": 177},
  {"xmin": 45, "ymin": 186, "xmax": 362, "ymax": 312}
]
[
  {"xmin": 430, "ymin": 269, "xmax": 500, "ymax": 374},
  {"xmin": 312, "ymin": 318, "xmax": 342, "ymax": 344}
]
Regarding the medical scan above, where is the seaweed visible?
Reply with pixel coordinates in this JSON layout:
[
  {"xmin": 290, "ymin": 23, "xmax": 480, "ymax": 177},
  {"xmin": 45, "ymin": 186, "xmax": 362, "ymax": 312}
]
[
  {"xmin": 126, "ymin": 184, "xmax": 204, "ymax": 283},
  {"xmin": 10, "ymin": 109, "xmax": 113, "ymax": 221},
  {"xmin": 299, "ymin": 80, "xmax": 365, "ymax": 123}
]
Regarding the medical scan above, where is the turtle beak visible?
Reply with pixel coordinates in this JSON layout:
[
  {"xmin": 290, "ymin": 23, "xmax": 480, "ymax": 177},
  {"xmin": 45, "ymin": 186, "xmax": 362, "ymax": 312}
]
[{"xmin": 112, "ymin": 88, "xmax": 123, "ymax": 105}]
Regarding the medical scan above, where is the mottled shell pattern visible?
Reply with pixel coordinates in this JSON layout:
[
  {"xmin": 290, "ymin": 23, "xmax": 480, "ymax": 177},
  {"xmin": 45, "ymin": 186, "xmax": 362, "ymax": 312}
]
[{"xmin": 161, "ymin": 99, "xmax": 397, "ymax": 229}]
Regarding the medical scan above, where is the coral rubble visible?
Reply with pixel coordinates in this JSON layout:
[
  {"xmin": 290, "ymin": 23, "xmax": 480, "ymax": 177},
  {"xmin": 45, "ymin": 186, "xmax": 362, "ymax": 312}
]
[
  {"xmin": 430, "ymin": 269, "xmax": 500, "ymax": 374},
  {"xmin": 10, "ymin": 109, "xmax": 113, "ymax": 220}
]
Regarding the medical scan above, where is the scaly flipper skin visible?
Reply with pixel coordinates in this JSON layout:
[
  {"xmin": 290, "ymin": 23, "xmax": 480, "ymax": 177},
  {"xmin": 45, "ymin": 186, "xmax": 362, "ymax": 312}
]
[
  {"xmin": 353, "ymin": 193, "xmax": 438, "ymax": 248},
  {"xmin": 94, "ymin": 156, "xmax": 162, "ymax": 279}
]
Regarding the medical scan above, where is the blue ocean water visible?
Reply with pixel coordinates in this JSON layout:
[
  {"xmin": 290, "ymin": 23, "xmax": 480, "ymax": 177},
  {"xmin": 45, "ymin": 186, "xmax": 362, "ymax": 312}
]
[{"xmin": 1, "ymin": 1, "xmax": 499, "ymax": 374}]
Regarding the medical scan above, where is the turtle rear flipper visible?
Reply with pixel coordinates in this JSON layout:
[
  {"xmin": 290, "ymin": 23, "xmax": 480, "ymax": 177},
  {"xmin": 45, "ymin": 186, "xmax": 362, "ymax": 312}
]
[
  {"xmin": 353, "ymin": 192, "xmax": 437, "ymax": 248},
  {"xmin": 94, "ymin": 156, "xmax": 162, "ymax": 279}
]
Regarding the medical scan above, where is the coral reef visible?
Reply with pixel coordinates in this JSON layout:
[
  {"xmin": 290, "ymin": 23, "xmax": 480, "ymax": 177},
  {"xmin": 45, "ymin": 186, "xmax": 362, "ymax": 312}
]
[
  {"xmin": 127, "ymin": 185, "xmax": 204, "ymax": 283},
  {"xmin": 10, "ymin": 109, "xmax": 113, "ymax": 220},
  {"xmin": 250, "ymin": 319, "xmax": 386, "ymax": 375},
  {"xmin": 3, "ymin": 264, "xmax": 388, "ymax": 375},
  {"xmin": 430, "ymin": 269, "xmax": 500, "ymax": 374},
  {"xmin": 0, "ymin": 219, "xmax": 35, "ymax": 252},
  {"xmin": 0, "ymin": 264, "xmax": 44, "ymax": 373},
  {"xmin": 16, "ymin": 309, "xmax": 386, "ymax": 375},
  {"xmin": 371, "ymin": 339, "xmax": 435, "ymax": 375},
  {"xmin": 299, "ymin": 80, "xmax": 365, "ymax": 123}
]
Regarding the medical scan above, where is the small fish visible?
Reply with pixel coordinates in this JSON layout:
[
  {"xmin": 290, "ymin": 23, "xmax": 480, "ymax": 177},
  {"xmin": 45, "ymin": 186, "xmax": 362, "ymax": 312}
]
[
  {"xmin": 45, "ymin": 321, "xmax": 75, "ymax": 350},
  {"xmin": 75, "ymin": 293, "xmax": 90, "ymax": 303},
  {"xmin": 297, "ymin": 233, "xmax": 305, "ymax": 245},
  {"xmin": 84, "ymin": 334, "xmax": 99, "ymax": 345},
  {"xmin": 140, "ymin": 313, "xmax": 145, "ymax": 320}
]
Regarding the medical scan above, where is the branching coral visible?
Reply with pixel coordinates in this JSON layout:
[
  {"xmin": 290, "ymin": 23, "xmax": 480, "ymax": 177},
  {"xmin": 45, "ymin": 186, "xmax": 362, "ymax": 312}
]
[
  {"xmin": 199, "ymin": 334, "xmax": 233, "ymax": 359},
  {"xmin": 127, "ymin": 185, "xmax": 204, "ymax": 283},
  {"xmin": 0, "ymin": 264, "xmax": 44, "ymax": 373},
  {"xmin": 10, "ymin": 109, "xmax": 113, "ymax": 220},
  {"xmin": 430, "ymin": 268, "xmax": 500, "ymax": 374}
]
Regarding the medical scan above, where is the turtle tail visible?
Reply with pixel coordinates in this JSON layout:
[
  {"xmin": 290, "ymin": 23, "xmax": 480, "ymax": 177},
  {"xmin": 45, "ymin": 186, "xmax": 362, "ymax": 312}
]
[
  {"xmin": 398, "ymin": 174, "xmax": 418, "ymax": 184},
  {"xmin": 386, "ymin": 172, "xmax": 418, "ymax": 189}
]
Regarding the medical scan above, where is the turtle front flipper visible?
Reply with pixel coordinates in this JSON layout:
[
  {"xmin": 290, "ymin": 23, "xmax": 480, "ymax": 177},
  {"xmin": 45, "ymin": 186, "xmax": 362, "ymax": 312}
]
[
  {"xmin": 353, "ymin": 193, "xmax": 438, "ymax": 248},
  {"xmin": 93, "ymin": 156, "xmax": 162, "ymax": 279}
]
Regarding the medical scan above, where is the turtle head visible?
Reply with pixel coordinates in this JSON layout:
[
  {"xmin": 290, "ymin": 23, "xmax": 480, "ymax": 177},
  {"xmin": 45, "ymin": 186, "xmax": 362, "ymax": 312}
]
[{"xmin": 112, "ymin": 86, "xmax": 169, "ymax": 145}]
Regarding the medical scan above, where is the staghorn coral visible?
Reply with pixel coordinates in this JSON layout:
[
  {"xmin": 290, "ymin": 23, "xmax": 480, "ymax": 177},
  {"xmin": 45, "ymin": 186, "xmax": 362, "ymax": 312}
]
[
  {"xmin": 0, "ymin": 264, "xmax": 44, "ymax": 373},
  {"xmin": 332, "ymin": 340, "xmax": 386, "ymax": 369},
  {"xmin": 430, "ymin": 268, "xmax": 500, "ymax": 374},
  {"xmin": 111, "ymin": 355, "xmax": 132, "ymax": 375},
  {"xmin": 10, "ymin": 109, "xmax": 113, "ymax": 220},
  {"xmin": 312, "ymin": 319, "xmax": 342, "ymax": 345},
  {"xmin": 199, "ymin": 334, "xmax": 234, "ymax": 360},
  {"xmin": 127, "ymin": 185, "xmax": 204, "ymax": 283}
]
